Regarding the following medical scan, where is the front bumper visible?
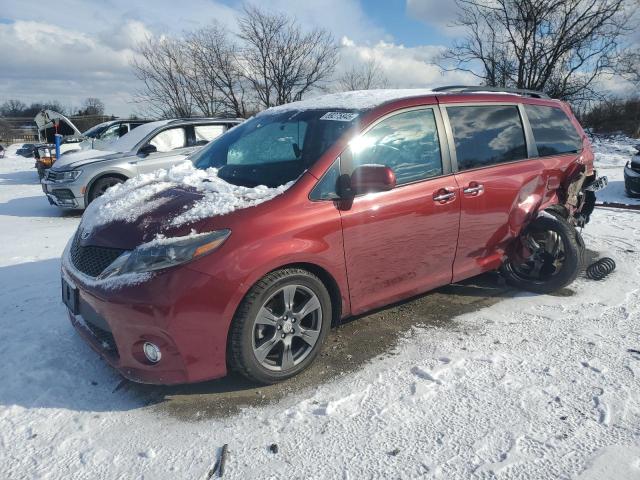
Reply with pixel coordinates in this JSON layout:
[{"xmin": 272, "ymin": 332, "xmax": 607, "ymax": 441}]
[
  {"xmin": 624, "ymin": 163, "xmax": 640, "ymax": 196},
  {"xmin": 41, "ymin": 179, "xmax": 87, "ymax": 209},
  {"xmin": 62, "ymin": 261, "xmax": 234, "ymax": 385}
]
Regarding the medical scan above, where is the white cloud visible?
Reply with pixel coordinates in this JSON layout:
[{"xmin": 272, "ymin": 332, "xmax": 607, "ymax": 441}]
[{"xmin": 338, "ymin": 37, "xmax": 476, "ymax": 89}]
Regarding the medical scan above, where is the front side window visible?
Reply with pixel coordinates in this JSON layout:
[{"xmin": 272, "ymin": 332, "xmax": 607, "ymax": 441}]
[
  {"xmin": 149, "ymin": 127, "xmax": 187, "ymax": 152},
  {"xmin": 191, "ymin": 110, "xmax": 359, "ymax": 188},
  {"xmin": 344, "ymin": 108, "xmax": 443, "ymax": 185},
  {"xmin": 524, "ymin": 105, "xmax": 582, "ymax": 156},
  {"xmin": 447, "ymin": 105, "xmax": 527, "ymax": 171}
]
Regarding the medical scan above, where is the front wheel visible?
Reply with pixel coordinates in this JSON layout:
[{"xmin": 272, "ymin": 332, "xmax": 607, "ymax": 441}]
[
  {"xmin": 228, "ymin": 268, "xmax": 332, "ymax": 384},
  {"xmin": 501, "ymin": 214, "xmax": 584, "ymax": 294},
  {"xmin": 88, "ymin": 176, "xmax": 124, "ymax": 204}
]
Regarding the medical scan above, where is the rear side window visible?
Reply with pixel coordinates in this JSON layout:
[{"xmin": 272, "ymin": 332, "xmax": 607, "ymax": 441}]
[
  {"xmin": 346, "ymin": 108, "xmax": 443, "ymax": 185},
  {"xmin": 447, "ymin": 105, "xmax": 527, "ymax": 171},
  {"xmin": 524, "ymin": 105, "xmax": 582, "ymax": 156}
]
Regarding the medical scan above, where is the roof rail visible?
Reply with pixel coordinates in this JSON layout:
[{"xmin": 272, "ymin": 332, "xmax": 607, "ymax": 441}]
[{"xmin": 432, "ymin": 85, "xmax": 550, "ymax": 99}]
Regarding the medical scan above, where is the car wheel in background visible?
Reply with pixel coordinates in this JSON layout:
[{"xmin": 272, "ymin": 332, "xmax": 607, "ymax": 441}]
[
  {"xmin": 229, "ymin": 268, "xmax": 332, "ymax": 384},
  {"xmin": 501, "ymin": 213, "xmax": 585, "ymax": 294},
  {"xmin": 88, "ymin": 176, "xmax": 124, "ymax": 204}
]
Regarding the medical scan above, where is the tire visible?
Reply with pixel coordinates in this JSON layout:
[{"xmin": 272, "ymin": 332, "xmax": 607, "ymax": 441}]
[
  {"xmin": 228, "ymin": 268, "xmax": 332, "ymax": 384},
  {"xmin": 501, "ymin": 213, "xmax": 585, "ymax": 294},
  {"xmin": 88, "ymin": 176, "xmax": 124, "ymax": 204}
]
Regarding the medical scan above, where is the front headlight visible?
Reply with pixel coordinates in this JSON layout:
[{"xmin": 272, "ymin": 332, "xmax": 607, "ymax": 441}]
[
  {"xmin": 97, "ymin": 230, "xmax": 231, "ymax": 279},
  {"xmin": 54, "ymin": 170, "xmax": 82, "ymax": 183}
]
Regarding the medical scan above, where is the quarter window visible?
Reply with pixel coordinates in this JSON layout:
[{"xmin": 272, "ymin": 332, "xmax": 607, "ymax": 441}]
[
  {"xmin": 345, "ymin": 109, "xmax": 443, "ymax": 185},
  {"xmin": 447, "ymin": 105, "xmax": 527, "ymax": 171},
  {"xmin": 524, "ymin": 105, "xmax": 582, "ymax": 156},
  {"xmin": 149, "ymin": 127, "xmax": 187, "ymax": 152}
]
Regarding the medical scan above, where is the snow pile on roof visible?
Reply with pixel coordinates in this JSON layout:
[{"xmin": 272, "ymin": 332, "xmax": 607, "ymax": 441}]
[
  {"xmin": 81, "ymin": 161, "xmax": 292, "ymax": 231},
  {"xmin": 264, "ymin": 89, "xmax": 437, "ymax": 114}
]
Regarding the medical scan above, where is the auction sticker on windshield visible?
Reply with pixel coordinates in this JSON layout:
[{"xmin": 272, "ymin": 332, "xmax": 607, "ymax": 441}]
[{"xmin": 320, "ymin": 112, "xmax": 359, "ymax": 122}]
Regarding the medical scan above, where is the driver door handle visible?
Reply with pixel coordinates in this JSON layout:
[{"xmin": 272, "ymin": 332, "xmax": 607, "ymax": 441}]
[{"xmin": 433, "ymin": 188, "xmax": 456, "ymax": 203}]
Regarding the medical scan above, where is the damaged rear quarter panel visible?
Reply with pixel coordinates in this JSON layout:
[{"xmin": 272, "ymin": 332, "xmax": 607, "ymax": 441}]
[{"xmin": 452, "ymin": 153, "xmax": 579, "ymax": 281}]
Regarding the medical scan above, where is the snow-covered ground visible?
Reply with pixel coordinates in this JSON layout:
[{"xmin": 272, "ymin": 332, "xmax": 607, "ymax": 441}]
[
  {"xmin": 1, "ymin": 142, "xmax": 640, "ymax": 479},
  {"xmin": 591, "ymin": 135, "xmax": 640, "ymax": 207}
]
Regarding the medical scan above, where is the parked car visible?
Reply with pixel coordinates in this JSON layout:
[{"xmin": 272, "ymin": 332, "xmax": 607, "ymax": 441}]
[
  {"xmin": 42, "ymin": 118, "xmax": 241, "ymax": 209},
  {"xmin": 16, "ymin": 143, "xmax": 36, "ymax": 157},
  {"xmin": 624, "ymin": 144, "xmax": 640, "ymax": 197},
  {"xmin": 61, "ymin": 87, "xmax": 606, "ymax": 385},
  {"xmin": 34, "ymin": 111, "xmax": 151, "ymax": 177}
]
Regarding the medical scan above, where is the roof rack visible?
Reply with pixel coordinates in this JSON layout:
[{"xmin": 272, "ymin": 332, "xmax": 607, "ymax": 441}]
[{"xmin": 432, "ymin": 85, "xmax": 550, "ymax": 99}]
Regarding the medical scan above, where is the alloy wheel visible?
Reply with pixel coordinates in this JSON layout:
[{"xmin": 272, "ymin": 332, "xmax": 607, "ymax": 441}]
[{"xmin": 252, "ymin": 284, "xmax": 323, "ymax": 372}]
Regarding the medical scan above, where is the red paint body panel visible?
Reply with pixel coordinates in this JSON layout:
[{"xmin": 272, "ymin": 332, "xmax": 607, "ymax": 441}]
[
  {"xmin": 340, "ymin": 176, "xmax": 460, "ymax": 314},
  {"xmin": 451, "ymin": 155, "xmax": 578, "ymax": 282},
  {"xmin": 63, "ymin": 91, "xmax": 594, "ymax": 384}
]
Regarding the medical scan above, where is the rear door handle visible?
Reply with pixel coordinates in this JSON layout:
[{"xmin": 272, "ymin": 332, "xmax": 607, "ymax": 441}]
[
  {"xmin": 433, "ymin": 188, "xmax": 456, "ymax": 203},
  {"xmin": 463, "ymin": 183, "xmax": 484, "ymax": 196}
]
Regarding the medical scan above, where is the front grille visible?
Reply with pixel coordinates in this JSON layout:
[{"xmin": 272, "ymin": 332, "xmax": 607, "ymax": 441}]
[
  {"xmin": 70, "ymin": 233, "xmax": 126, "ymax": 277},
  {"xmin": 52, "ymin": 188, "xmax": 74, "ymax": 200}
]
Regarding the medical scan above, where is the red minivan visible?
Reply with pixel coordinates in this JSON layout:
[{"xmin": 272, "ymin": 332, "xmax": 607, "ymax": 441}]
[{"xmin": 61, "ymin": 87, "xmax": 606, "ymax": 384}]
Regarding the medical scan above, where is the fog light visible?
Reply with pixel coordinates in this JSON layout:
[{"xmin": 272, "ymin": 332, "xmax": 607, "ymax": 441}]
[{"xmin": 143, "ymin": 342, "xmax": 161, "ymax": 363}]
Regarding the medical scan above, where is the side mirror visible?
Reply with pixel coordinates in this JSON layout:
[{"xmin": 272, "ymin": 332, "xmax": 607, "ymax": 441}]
[
  {"xmin": 138, "ymin": 144, "xmax": 157, "ymax": 156},
  {"xmin": 339, "ymin": 164, "xmax": 396, "ymax": 197}
]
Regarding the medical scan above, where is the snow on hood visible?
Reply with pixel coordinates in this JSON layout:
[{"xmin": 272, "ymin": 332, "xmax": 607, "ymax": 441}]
[
  {"xmin": 264, "ymin": 89, "xmax": 437, "ymax": 114},
  {"xmin": 80, "ymin": 161, "xmax": 292, "ymax": 233}
]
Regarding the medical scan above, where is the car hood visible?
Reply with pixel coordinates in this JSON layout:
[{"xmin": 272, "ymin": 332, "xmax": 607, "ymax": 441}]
[
  {"xmin": 52, "ymin": 149, "xmax": 124, "ymax": 169},
  {"xmin": 34, "ymin": 110, "xmax": 82, "ymax": 143},
  {"xmin": 79, "ymin": 186, "xmax": 212, "ymax": 250},
  {"xmin": 76, "ymin": 162, "xmax": 293, "ymax": 251}
]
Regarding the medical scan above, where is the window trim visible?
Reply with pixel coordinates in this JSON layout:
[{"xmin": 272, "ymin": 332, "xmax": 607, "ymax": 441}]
[
  {"xmin": 440, "ymin": 102, "xmax": 536, "ymax": 174},
  {"xmin": 520, "ymin": 104, "xmax": 584, "ymax": 159}
]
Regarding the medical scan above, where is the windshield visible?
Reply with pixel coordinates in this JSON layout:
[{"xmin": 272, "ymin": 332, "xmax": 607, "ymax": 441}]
[
  {"xmin": 190, "ymin": 110, "xmax": 360, "ymax": 188},
  {"xmin": 82, "ymin": 122, "xmax": 110, "ymax": 138}
]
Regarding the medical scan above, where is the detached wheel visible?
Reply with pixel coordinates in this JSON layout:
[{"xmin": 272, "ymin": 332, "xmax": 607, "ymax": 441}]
[
  {"xmin": 229, "ymin": 268, "xmax": 332, "ymax": 384},
  {"xmin": 501, "ymin": 214, "xmax": 585, "ymax": 294},
  {"xmin": 89, "ymin": 176, "xmax": 124, "ymax": 204}
]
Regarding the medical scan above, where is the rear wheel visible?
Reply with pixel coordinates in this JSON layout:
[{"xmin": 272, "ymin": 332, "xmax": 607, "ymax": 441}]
[
  {"xmin": 229, "ymin": 268, "xmax": 332, "ymax": 384},
  {"xmin": 501, "ymin": 214, "xmax": 584, "ymax": 294},
  {"xmin": 89, "ymin": 176, "xmax": 124, "ymax": 204}
]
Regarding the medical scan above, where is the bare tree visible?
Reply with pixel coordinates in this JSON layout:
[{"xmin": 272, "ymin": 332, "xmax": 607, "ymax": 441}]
[
  {"xmin": 79, "ymin": 97, "xmax": 105, "ymax": 116},
  {"xmin": 443, "ymin": 0, "xmax": 631, "ymax": 102},
  {"xmin": 617, "ymin": 48, "xmax": 640, "ymax": 86},
  {"xmin": 0, "ymin": 99, "xmax": 27, "ymax": 117},
  {"xmin": 338, "ymin": 59, "xmax": 389, "ymax": 91},
  {"xmin": 238, "ymin": 6, "xmax": 339, "ymax": 108},
  {"xmin": 132, "ymin": 36, "xmax": 194, "ymax": 118},
  {"xmin": 186, "ymin": 25, "xmax": 252, "ymax": 117}
]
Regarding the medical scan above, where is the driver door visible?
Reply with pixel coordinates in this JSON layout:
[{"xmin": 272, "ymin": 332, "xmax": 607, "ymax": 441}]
[{"xmin": 338, "ymin": 107, "xmax": 461, "ymax": 314}]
